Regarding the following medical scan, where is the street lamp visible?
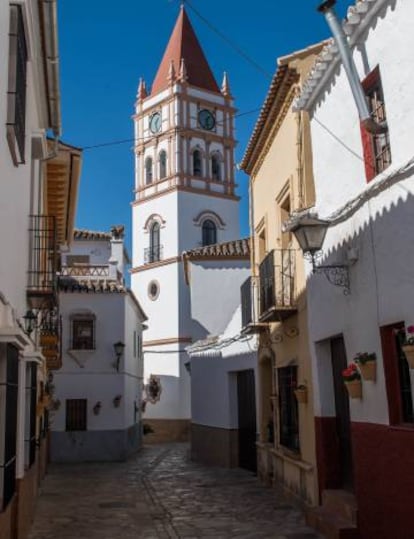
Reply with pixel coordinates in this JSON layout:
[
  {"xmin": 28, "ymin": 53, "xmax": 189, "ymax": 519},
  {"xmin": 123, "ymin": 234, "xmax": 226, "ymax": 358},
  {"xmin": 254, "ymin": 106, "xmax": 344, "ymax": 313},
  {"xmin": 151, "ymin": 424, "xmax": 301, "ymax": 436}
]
[
  {"xmin": 113, "ymin": 341, "xmax": 125, "ymax": 372},
  {"xmin": 289, "ymin": 215, "xmax": 350, "ymax": 294},
  {"xmin": 22, "ymin": 310, "xmax": 38, "ymax": 336}
]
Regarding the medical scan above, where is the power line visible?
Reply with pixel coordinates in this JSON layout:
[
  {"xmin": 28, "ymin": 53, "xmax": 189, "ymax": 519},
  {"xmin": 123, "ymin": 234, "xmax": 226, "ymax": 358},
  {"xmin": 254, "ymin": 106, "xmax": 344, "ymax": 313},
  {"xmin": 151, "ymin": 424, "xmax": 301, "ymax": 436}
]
[
  {"xmin": 82, "ymin": 107, "xmax": 262, "ymax": 151},
  {"xmin": 184, "ymin": 0, "xmax": 273, "ymax": 80}
]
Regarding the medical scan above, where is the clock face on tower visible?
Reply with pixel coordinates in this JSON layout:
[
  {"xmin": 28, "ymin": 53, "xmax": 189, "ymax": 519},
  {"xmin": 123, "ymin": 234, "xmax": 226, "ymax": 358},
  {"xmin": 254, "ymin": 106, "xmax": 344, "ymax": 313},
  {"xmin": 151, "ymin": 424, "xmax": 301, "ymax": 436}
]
[
  {"xmin": 149, "ymin": 112, "xmax": 162, "ymax": 134},
  {"xmin": 198, "ymin": 109, "xmax": 215, "ymax": 130}
]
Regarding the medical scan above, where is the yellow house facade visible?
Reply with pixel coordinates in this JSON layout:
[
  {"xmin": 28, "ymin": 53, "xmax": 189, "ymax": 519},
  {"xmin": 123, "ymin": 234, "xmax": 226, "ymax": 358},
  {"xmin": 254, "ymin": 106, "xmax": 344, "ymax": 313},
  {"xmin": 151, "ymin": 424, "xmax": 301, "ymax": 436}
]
[{"xmin": 240, "ymin": 43, "xmax": 324, "ymax": 505}]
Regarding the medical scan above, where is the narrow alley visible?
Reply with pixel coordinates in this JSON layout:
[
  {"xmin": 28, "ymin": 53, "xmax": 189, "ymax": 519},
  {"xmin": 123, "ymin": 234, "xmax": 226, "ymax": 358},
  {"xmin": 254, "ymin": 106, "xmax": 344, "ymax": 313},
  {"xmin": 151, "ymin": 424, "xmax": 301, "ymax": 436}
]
[{"xmin": 28, "ymin": 444, "xmax": 322, "ymax": 539}]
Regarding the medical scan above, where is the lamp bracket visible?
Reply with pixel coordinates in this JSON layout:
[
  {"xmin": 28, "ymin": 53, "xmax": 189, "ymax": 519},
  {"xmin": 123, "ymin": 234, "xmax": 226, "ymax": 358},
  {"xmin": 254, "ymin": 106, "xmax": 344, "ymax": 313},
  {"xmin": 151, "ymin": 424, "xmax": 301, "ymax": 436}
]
[{"xmin": 305, "ymin": 252, "xmax": 350, "ymax": 294}]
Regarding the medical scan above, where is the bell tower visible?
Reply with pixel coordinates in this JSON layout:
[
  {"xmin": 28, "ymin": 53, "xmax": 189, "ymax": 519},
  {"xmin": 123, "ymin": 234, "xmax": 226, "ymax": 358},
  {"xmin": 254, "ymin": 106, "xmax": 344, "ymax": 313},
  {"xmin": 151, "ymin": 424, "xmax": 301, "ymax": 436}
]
[{"xmin": 131, "ymin": 6, "xmax": 240, "ymax": 439}]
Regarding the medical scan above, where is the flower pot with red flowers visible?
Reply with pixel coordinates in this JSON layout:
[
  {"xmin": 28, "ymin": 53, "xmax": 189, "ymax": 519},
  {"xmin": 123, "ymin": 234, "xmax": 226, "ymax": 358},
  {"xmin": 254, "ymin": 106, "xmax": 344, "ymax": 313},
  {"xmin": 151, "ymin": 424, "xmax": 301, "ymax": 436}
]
[
  {"xmin": 355, "ymin": 352, "xmax": 377, "ymax": 381},
  {"xmin": 402, "ymin": 325, "xmax": 414, "ymax": 369},
  {"xmin": 294, "ymin": 384, "xmax": 308, "ymax": 404},
  {"xmin": 342, "ymin": 363, "xmax": 362, "ymax": 399}
]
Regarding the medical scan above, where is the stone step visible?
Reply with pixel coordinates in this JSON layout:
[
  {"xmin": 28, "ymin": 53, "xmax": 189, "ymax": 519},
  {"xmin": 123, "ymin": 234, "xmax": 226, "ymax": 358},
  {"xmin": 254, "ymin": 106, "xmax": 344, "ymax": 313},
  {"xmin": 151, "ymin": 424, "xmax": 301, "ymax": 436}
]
[
  {"xmin": 306, "ymin": 506, "xmax": 360, "ymax": 539},
  {"xmin": 322, "ymin": 489, "xmax": 358, "ymax": 525}
]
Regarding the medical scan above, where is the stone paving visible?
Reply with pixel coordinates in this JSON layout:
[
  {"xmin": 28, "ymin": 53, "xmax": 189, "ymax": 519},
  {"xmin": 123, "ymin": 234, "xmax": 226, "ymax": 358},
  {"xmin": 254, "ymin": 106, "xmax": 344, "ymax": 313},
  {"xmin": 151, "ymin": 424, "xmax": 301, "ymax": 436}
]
[{"xmin": 28, "ymin": 443, "xmax": 323, "ymax": 539}]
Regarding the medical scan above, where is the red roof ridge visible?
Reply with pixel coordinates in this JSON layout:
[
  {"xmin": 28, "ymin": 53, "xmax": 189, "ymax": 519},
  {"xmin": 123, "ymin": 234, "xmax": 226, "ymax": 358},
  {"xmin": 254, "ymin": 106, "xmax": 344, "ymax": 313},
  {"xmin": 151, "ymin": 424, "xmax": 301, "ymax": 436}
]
[{"xmin": 151, "ymin": 6, "xmax": 219, "ymax": 95}]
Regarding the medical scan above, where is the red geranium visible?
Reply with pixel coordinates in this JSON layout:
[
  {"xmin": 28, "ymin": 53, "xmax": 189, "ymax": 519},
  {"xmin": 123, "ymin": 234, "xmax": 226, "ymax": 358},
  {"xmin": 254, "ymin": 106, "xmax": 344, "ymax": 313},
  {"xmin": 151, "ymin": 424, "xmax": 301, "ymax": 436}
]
[{"xmin": 342, "ymin": 362, "xmax": 361, "ymax": 382}]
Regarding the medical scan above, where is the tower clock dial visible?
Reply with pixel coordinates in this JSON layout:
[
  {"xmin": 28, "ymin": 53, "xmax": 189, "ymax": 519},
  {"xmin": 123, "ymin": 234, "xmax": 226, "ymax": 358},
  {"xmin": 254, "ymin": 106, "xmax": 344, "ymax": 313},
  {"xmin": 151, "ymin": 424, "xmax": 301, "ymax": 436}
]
[
  {"xmin": 149, "ymin": 112, "xmax": 162, "ymax": 134},
  {"xmin": 198, "ymin": 109, "xmax": 215, "ymax": 130}
]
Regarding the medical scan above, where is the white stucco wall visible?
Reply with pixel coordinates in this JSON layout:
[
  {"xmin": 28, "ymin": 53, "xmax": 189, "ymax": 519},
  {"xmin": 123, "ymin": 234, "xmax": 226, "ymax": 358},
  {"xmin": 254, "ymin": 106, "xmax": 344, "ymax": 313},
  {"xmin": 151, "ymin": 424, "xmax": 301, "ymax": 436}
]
[
  {"xmin": 190, "ymin": 306, "xmax": 258, "ymax": 429},
  {"xmin": 304, "ymin": 0, "xmax": 414, "ymax": 425}
]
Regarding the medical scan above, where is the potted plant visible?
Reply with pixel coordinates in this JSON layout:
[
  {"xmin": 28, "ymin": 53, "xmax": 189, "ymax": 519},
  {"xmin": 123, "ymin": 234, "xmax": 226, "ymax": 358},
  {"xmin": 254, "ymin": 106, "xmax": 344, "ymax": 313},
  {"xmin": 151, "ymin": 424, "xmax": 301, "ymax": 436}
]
[
  {"xmin": 294, "ymin": 384, "xmax": 308, "ymax": 403},
  {"xmin": 342, "ymin": 363, "xmax": 362, "ymax": 399},
  {"xmin": 402, "ymin": 325, "xmax": 414, "ymax": 369},
  {"xmin": 354, "ymin": 352, "xmax": 377, "ymax": 381}
]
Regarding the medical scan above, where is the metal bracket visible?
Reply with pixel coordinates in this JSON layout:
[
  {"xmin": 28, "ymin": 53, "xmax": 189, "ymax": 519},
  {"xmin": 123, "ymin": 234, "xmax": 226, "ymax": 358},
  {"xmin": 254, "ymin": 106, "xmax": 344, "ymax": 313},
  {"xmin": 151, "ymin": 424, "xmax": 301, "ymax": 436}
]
[{"xmin": 305, "ymin": 252, "xmax": 350, "ymax": 294}]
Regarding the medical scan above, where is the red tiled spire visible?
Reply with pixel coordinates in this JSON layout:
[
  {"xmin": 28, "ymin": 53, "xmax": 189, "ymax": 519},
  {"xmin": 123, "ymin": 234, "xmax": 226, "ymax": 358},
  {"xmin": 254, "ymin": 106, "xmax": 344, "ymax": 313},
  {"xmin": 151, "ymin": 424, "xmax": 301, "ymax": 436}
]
[{"xmin": 150, "ymin": 6, "xmax": 220, "ymax": 95}]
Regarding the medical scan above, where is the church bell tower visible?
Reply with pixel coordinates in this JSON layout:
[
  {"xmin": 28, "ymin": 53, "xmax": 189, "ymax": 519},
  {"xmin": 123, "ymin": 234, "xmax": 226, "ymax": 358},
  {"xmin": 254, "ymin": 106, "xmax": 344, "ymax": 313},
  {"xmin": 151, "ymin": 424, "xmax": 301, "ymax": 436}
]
[{"xmin": 131, "ymin": 6, "xmax": 240, "ymax": 439}]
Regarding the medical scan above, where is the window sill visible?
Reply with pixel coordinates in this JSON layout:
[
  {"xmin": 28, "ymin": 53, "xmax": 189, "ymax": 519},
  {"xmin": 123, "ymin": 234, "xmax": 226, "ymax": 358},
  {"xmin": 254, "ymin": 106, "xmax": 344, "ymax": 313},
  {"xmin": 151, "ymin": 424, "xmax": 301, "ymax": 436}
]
[
  {"xmin": 270, "ymin": 447, "xmax": 313, "ymax": 472},
  {"xmin": 68, "ymin": 349, "xmax": 95, "ymax": 353}
]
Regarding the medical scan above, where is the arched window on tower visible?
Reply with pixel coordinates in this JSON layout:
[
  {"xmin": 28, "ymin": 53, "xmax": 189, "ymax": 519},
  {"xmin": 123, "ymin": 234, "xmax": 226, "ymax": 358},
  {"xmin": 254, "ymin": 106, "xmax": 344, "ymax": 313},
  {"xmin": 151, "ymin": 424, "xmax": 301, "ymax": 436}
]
[
  {"xmin": 149, "ymin": 222, "xmax": 161, "ymax": 263},
  {"xmin": 159, "ymin": 150, "xmax": 167, "ymax": 180},
  {"xmin": 193, "ymin": 149, "xmax": 202, "ymax": 177},
  {"xmin": 145, "ymin": 157, "xmax": 153, "ymax": 185},
  {"xmin": 211, "ymin": 153, "xmax": 221, "ymax": 181},
  {"xmin": 202, "ymin": 219, "xmax": 217, "ymax": 246}
]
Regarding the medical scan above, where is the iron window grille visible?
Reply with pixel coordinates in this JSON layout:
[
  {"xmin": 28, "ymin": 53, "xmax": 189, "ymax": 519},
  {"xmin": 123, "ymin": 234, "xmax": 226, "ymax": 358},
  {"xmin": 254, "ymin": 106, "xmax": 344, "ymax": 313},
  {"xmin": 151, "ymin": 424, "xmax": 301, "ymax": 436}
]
[
  {"xmin": 66, "ymin": 399, "xmax": 87, "ymax": 431},
  {"xmin": 361, "ymin": 66, "xmax": 391, "ymax": 182},
  {"xmin": 6, "ymin": 4, "xmax": 28, "ymax": 164},
  {"xmin": 278, "ymin": 366, "xmax": 300, "ymax": 452},
  {"xmin": 27, "ymin": 215, "xmax": 58, "ymax": 300},
  {"xmin": 1, "ymin": 345, "xmax": 19, "ymax": 510},
  {"xmin": 72, "ymin": 318, "xmax": 95, "ymax": 350}
]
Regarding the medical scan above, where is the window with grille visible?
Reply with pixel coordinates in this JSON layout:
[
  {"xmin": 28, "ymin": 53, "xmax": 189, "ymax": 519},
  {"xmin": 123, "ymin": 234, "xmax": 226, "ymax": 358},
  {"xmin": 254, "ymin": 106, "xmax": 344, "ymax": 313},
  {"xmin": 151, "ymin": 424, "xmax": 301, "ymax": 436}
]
[
  {"xmin": 6, "ymin": 4, "xmax": 28, "ymax": 165},
  {"xmin": 159, "ymin": 150, "xmax": 167, "ymax": 179},
  {"xmin": 361, "ymin": 66, "xmax": 391, "ymax": 182},
  {"xmin": 66, "ymin": 399, "xmax": 87, "ymax": 431},
  {"xmin": 145, "ymin": 157, "xmax": 153, "ymax": 185},
  {"xmin": 278, "ymin": 366, "xmax": 300, "ymax": 452},
  {"xmin": 72, "ymin": 318, "xmax": 95, "ymax": 350},
  {"xmin": 25, "ymin": 362, "xmax": 37, "ymax": 468},
  {"xmin": 211, "ymin": 154, "xmax": 221, "ymax": 181},
  {"xmin": 1, "ymin": 345, "xmax": 19, "ymax": 510}
]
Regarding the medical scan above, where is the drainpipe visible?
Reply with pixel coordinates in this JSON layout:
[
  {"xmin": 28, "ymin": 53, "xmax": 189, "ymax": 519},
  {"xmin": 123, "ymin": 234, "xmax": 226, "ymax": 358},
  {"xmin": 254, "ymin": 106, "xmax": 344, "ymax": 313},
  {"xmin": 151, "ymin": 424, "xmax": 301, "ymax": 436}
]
[
  {"xmin": 40, "ymin": 0, "xmax": 62, "ymax": 160},
  {"xmin": 317, "ymin": 0, "xmax": 386, "ymax": 134}
]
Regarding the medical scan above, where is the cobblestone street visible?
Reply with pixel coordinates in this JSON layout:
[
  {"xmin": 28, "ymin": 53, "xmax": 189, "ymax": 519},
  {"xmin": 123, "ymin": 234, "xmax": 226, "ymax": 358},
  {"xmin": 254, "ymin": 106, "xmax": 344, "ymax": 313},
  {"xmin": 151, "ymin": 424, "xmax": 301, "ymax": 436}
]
[{"xmin": 28, "ymin": 444, "xmax": 322, "ymax": 539}]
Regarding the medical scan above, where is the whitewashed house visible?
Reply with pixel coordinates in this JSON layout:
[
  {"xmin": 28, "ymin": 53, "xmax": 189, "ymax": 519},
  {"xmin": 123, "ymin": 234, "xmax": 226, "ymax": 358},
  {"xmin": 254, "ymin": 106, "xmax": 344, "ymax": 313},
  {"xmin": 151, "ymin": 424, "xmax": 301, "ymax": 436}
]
[
  {"xmin": 0, "ymin": 2, "xmax": 81, "ymax": 537},
  {"xmin": 50, "ymin": 227, "xmax": 147, "ymax": 462},
  {"xmin": 292, "ymin": 1, "xmax": 414, "ymax": 537},
  {"xmin": 183, "ymin": 240, "xmax": 258, "ymax": 471}
]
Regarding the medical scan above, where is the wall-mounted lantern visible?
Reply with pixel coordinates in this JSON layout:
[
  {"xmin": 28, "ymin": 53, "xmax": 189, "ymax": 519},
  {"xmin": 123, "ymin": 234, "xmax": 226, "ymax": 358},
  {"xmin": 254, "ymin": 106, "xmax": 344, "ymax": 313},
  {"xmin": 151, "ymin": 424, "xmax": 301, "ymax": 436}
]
[
  {"xmin": 93, "ymin": 401, "xmax": 102, "ymax": 415},
  {"xmin": 113, "ymin": 395, "xmax": 122, "ymax": 408},
  {"xmin": 113, "ymin": 341, "xmax": 125, "ymax": 372}
]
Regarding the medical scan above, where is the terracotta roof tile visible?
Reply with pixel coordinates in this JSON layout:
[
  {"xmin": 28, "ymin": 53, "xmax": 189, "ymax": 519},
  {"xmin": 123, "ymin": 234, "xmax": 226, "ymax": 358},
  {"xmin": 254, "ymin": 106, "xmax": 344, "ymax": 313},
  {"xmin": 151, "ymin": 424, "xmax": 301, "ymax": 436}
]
[
  {"xmin": 151, "ymin": 6, "xmax": 219, "ymax": 95},
  {"xmin": 185, "ymin": 238, "xmax": 250, "ymax": 259},
  {"xmin": 74, "ymin": 229, "xmax": 112, "ymax": 241},
  {"xmin": 59, "ymin": 278, "xmax": 125, "ymax": 294}
]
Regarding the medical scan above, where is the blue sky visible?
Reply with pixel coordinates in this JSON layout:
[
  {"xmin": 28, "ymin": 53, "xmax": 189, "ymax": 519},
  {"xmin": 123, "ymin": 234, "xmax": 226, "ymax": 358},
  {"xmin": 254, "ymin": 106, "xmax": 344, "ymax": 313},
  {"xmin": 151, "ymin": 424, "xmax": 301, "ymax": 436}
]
[{"xmin": 58, "ymin": 0, "xmax": 349, "ymax": 249}]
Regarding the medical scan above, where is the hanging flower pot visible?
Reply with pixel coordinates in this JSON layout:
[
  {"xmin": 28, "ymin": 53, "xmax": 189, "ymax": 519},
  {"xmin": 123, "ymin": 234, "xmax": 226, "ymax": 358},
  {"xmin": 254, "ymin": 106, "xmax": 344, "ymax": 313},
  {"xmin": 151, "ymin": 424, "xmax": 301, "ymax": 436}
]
[
  {"xmin": 345, "ymin": 379, "xmax": 362, "ymax": 399},
  {"xmin": 294, "ymin": 385, "xmax": 308, "ymax": 404},
  {"xmin": 342, "ymin": 363, "xmax": 362, "ymax": 399},
  {"xmin": 402, "ymin": 344, "xmax": 414, "ymax": 369},
  {"xmin": 355, "ymin": 353, "xmax": 377, "ymax": 381}
]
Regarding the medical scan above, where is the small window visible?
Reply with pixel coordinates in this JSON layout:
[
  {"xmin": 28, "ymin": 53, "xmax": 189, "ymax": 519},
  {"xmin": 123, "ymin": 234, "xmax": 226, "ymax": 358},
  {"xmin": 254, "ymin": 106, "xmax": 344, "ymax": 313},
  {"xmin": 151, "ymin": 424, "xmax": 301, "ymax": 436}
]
[
  {"xmin": 7, "ymin": 5, "xmax": 28, "ymax": 164},
  {"xmin": 159, "ymin": 150, "xmax": 167, "ymax": 179},
  {"xmin": 278, "ymin": 366, "xmax": 299, "ymax": 452},
  {"xmin": 361, "ymin": 66, "xmax": 391, "ymax": 182},
  {"xmin": 280, "ymin": 195, "xmax": 292, "ymax": 249},
  {"xmin": 66, "ymin": 399, "xmax": 87, "ymax": 431},
  {"xmin": 72, "ymin": 318, "xmax": 95, "ymax": 350},
  {"xmin": 149, "ymin": 222, "xmax": 161, "ymax": 263},
  {"xmin": 202, "ymin": 219, "xmax": 217, "ymax": 246},
  {"xmin": 211, "ymin": 154, "xmax": 221, "ymax": 181},
  {"xmin": 145, "ymin": 157, "xmax": 153, "ymax": 185},
  {"xmin": 193, "ymin": 150, "xmax": 202, "ymax": 177},
  {"xmin": 66, "ymin": 255, "xmax": 90, "ymax": 266}
]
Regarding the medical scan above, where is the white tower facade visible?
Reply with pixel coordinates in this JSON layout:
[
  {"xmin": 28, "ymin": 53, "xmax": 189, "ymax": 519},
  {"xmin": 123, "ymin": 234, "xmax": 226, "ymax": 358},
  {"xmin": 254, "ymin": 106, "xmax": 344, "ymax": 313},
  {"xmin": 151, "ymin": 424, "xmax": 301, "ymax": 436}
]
[{"xmin": 131, "ymin": 7, "xmax": 240, "ymax": 440}]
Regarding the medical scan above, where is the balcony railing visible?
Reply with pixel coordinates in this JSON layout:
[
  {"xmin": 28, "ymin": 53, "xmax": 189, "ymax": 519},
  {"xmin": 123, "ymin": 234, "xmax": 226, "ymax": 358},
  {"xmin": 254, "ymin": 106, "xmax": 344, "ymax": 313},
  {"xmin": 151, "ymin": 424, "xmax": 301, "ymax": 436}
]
[
  {"xmin": 259, "ymin": 249, "xmax": 297, "ymax": 322},
  {"xmin": 144, "ymin": 245, "xmax": 163, "ymax": 264},
  {"xmin": 27, "ymin": 215, "xmax": 58, "ymax": 309},
  {"xmin": 60, "ymin": 264, "xmax": 110, "ymax": 277},
  {"xmin": 241, "ymin": 276, "xmax": 268, "ymax": 334}
]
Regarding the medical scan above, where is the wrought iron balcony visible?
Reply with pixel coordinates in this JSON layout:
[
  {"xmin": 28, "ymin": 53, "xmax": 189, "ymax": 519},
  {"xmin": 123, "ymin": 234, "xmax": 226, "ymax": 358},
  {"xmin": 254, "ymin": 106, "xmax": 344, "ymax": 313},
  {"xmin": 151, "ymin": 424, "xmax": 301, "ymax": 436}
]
[
  {"xmin": 240, "ymin": 276, "xmax": 268, "ymax": 334},
  {"xmin": 259, "ymin": 249, "xmax": 297, "ymax": 322},
  {"xmin": 144, "ymin": 245, "xmax": 163, "ymax": 264},
  {"xmin": 27, "ymin": 215, "xmax": 58, "ymax": 309}
]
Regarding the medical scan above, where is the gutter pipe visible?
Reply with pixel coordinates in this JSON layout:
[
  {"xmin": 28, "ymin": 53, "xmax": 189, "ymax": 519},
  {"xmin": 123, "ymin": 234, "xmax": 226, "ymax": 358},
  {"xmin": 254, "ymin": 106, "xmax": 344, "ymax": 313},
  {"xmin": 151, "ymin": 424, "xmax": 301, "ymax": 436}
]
[{"xmin": 317, "ymin": 0, "xmax": 386, "ymax": 134}]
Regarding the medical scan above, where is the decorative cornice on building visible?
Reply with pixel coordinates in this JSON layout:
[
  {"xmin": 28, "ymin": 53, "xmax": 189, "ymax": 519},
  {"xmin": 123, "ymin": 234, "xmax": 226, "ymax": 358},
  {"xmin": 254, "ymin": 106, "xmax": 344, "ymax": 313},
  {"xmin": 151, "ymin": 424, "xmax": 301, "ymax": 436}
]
[
  {"xmin": 59, "ymin": 278, "xmax": 126, "ymax": 293},
  {"xmin": 73, "ymin": 229, "xmax": 112, "ymax": 241},
  {"xmin": 240, "ymin": 65, "xmax": 298, "ymax": 174},
  {"xmin": 294, "ymin": 0, "xmax": 390, "ymax": 112},
  {"xmin": 130, "ymin": 256, "xmax": 182, "ymax": 274},
  {"xmin": 143, "ymin": 337, "xmax": 192, "ymax": 347},
  {"xmin": 150, "ymin": 6, "xmax": 220, "ymax": 95},
  {"xmin": 184, "ymin": 238, "xmax": 250, "ymax": 259}
]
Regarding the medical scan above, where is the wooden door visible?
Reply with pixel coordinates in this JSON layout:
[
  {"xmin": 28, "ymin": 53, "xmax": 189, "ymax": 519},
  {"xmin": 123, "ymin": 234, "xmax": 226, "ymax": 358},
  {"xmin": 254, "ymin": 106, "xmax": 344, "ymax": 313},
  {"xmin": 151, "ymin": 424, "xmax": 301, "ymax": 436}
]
[
  {"xmin": 237, "ymin": 369, "xmax": 257, "ymax": 473},
  {"xmin": 331, "ymin": 336, "xmax": 354, "ymax": 489}
]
